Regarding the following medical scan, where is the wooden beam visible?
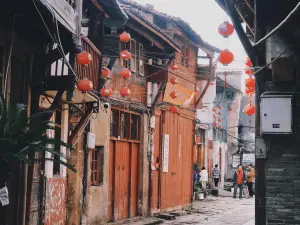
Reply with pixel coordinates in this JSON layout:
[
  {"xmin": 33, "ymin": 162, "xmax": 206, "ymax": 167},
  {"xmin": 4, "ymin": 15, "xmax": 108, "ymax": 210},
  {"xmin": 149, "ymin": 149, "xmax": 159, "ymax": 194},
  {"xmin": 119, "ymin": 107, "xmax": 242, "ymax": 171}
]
[
  {"xmin": 50, "ymin": 89, "xmax": 64, "ymax": 111},
  {"xmin": 244, "ymin": 0, "xmax": 255, "ymax": 14},
  {"xmin": 68, "ymin": 106, "xmax": 93, "ymax": 146},
  {"xmin": 235, "ymin": 5, "xmax": 255, "ymax": 37},
  {"xmin": 224, "ymin": 0, "xmax": 257, "ymax": 63},
  {"xmin": 90, "ymin": 0, "xmax": 110, "ymax": 18},
  {"xmin": 195, "ymin": 80, "xmax": 211, "ymax": 108},
  {"xmin": 150, "ymin": 81, "xmax": 167, "ymax": 115}
]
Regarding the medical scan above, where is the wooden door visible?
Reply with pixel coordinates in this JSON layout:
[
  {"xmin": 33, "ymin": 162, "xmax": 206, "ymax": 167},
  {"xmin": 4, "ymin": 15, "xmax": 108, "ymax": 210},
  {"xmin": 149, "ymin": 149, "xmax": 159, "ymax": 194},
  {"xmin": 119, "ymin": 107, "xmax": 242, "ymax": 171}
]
[{"xmin": 108, "ymin": 140, "xmax": 139, "ymax": 222}]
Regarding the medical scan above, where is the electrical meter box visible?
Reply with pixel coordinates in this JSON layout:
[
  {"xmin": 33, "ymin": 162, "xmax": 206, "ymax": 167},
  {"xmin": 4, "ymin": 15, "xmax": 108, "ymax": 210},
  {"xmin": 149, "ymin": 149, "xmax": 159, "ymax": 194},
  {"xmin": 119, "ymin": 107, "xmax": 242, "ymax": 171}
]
[
  {"xmin": 87, "ymin": 132, "xmax": 96, "ymax": 149},
  {"xmin": 260, "ymin": 92, "xmax": 294, "ymax": 135}
]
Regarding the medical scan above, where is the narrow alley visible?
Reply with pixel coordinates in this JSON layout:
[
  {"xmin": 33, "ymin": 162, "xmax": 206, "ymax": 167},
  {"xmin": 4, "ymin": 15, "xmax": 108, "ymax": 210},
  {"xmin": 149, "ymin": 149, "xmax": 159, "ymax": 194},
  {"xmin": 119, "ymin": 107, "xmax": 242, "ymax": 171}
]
[{"xmin": 126, "ymin": 196, "xmax": 254, "ymax": 225}]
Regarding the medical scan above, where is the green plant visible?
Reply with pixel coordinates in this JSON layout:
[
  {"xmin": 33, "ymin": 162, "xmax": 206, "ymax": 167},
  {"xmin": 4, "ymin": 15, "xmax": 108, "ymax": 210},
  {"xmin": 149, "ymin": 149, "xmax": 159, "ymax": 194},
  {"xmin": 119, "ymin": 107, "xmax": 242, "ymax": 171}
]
[
  {"xmin": 0, "ymin": 94, "xmax": 75, "ymax": 172},
  {"xmin": 193, "ymin": 162, "xmax": 200, "ymax": 173}
]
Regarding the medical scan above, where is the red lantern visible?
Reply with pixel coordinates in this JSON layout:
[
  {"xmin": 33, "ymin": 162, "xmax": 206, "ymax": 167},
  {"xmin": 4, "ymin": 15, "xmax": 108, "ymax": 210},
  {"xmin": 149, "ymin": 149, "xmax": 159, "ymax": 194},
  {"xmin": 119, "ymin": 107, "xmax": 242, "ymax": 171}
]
[
  {"xmin": 210, "ymin": 82, "xmax": 214, "ymax": 86},
  {"xmin": 213, "ymin": 114, "xmax": 217, "ymax": 118},
  {"xmin": 120, "ymin": 50, "xmax": 131, "ymax": 60},
  {"xmin": 245, "ymin": 87, "xmax": 255, "ymax": 95},
  {"xmin": 170, "ymin": 90, "xmax": 178, "ymax": 99},
  {"xmin": 218, "ymin": 49, "xmax": 234, "ymax": 66},
  {"xmin": 120, "ymin": 69, "xmax": 132, "ymax": 79},
  {"xmin": 170, "ymin": 77, "xmax": 179, "ymax": 85},
  {"xmin": 120, "ymin": 87, "xmax": 131, "ymax": 97},
  {"xmin": 213, "ymin": 122, "xmax": 217, "ymax": 127},
  {"xmin": 244, "ymin": 104, "xmax": 256, "ymax": 116},
  {"xmin": 218, "ymin": 105, "xmax": 222, "ymax": 109},
  {"xmin": 218, "ymin": 125, "xmax": 222, "ymax": 129},
  {"xmin": 218, "ymin": 112, "xmax": 222, "ymax": 116},
  {"xmin": 245, "ymin": 57, "xmax": 253, "ymax": 67},
  {"xmin": 218, "ymin": 21, "xmax": 234, "ymax": 37},
  {"xmin": 77, "ymin": 78, "xmax": 93, "ymax": 92},
  {"xmin": 218, "ymin": 118, "xmax": 222, "ymax": 122},
  {"xmin": 245, "ymin": 67, "xmax": 254, "ymax": 75},
  {"xmin": 77, "ymin": 51, "xmax": 92, "ymax": 65},
  {"xmin": 101, "ymin": 67, "xmax": 111, "ymax": 79},
  {"xmin": 100, "ymin": 87, "xmax": 113, "ymax": 97},
  {"xmin": 212, "ymin": 108, "xmax": 217, "ymax": 112},
  {"xmin": 245, "ymin": 77, "xmax": 255, "ymax": 89},
  {"xmin": 169, "ymin": 105, "xmax": 178, "ymax": 113},
  {"xmin": 120, "ymin": 31, "xmax": 131, "ymax": 43},
  {"xmin": 170, "ymin": 63, "xmax": 180, "ymax": 71}
]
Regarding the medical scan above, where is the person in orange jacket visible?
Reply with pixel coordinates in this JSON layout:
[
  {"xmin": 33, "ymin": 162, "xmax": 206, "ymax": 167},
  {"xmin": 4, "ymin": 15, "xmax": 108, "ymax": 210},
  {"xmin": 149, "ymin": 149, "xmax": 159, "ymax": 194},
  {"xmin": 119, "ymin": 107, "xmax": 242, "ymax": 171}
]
[
  {"xmin": 247, "ymin": 164, "xmax": 255, "ymax": 198},
  {"xmin": 233, "ymin": 165, "xmax": 246, "ymax": 199}
]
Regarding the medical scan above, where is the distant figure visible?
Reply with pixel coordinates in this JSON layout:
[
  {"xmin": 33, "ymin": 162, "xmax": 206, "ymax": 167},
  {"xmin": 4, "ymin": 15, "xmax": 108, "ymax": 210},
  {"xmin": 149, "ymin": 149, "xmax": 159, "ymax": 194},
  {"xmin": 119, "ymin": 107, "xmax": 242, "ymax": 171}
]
[
  {"xmin": 199, "ymin": 166, "xmax": 208, "ymax": 190},
  {"xmin": 233, "ymin": 165, "xmax": 247, "ymax": 199},
  {"xmin": 247, "ymin": 164, "xmax": 255, "ymax": 198},
  {"xmin": 212, "ymin": 164, "xmax": 220, "ymax": 188},
  {"xmin": 193, "ymin": 167, "xmax": 199, "ymax": 193}
]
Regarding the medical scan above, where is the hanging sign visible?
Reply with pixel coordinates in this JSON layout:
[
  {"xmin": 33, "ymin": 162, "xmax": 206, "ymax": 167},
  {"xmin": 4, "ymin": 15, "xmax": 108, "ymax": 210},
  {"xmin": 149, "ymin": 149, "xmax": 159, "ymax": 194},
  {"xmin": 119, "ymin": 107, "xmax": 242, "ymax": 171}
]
[
  {"xmin": 242, "ymin": 153, "xmax": 255, "ymax": 164},
  {"xmin": 162, "ymin": 134, "xmax": 170, "ymax": 172}
]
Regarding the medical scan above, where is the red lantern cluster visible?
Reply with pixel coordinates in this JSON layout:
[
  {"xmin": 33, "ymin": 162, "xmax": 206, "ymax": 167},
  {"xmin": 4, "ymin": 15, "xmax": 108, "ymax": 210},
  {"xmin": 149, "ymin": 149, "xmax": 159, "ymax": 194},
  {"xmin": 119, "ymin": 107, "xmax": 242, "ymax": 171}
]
[
  {"xmin": 245, "ymin": 57, "xmax": 253, "ymax": 67},
  {"xmin": 243, "ymin": 58, "xmax": 256, "ymax": 115},
  {"xmin": 245, "ymin": 66, "xmax": 254, "ymax": 75},
  {"xmin": 77, "ymin": 78, "xmax": 93, "ymax": 92},
  {"xmin": 77, "ymin": 51, "xmax": 92, "ymax": 66},
  {"xmin": 218, "ymin": 21, "xmax": 234, "ymax": 38},
  {"xmin": 218, "ymin": 49, "xmax": 234, "ymax": 66}
]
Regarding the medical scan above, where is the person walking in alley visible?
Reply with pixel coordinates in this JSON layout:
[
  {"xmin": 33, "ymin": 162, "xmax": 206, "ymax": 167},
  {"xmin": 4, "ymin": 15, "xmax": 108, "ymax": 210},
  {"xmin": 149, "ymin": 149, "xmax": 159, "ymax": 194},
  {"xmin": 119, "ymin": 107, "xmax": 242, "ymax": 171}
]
[
  {"xmin": 199, "ymin": 166, "xmax": 208, "ymax": 190},
  {"xmin": 247, "ymin": 164, "xmax": 255, "ymax": 198},
  {"xmin": 212, "ymin": 164, "xmax": 220, "ymax": 188},
  {"xmin": 233, "ymin": 165, "xmax": 246, "ymax": 199}
]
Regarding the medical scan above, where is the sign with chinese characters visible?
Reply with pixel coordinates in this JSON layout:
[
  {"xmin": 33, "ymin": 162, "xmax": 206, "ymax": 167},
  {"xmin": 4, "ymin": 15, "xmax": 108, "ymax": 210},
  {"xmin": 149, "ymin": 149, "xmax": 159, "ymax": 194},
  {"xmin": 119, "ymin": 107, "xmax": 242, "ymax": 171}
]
[
  {"xmin": 162, "ymin": 134, "xmax": 170, "ymax": 172},
  {"xmin": 243, "ymin": 153, "xmax": 255, "ymax": 164}
]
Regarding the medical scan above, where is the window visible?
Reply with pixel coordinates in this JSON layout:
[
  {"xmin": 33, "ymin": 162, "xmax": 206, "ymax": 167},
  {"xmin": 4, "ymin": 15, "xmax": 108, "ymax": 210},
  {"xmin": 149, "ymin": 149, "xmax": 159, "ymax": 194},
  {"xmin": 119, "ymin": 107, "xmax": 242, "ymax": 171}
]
[
  {"xmin": 110, "ymin": 110, "xmax": 118, "ymax": 137},
  {"xmin": 90, "ymin": 146, "xmax": 104, "ymax": 186},
  {"xmin": 110, "ymin": 109, "xmax": 141, "ymax": 140},
  {"xmin": 130, "ymin": 115, "xmax": 140, "ymax": 140},
  {"xmin": 120, "ymin": 112, "xmax": 128, "ymax": 139},
  {"xmin": 130, "ymin": 39, "xmax": 137, "ymax": 72},
  {"xmin": 181, "ymin": 47, "xmax": 189, "ymax": 67},
  {"xmin": 139, "ymin": 44, "xmax": 144, "ymax": 76}
]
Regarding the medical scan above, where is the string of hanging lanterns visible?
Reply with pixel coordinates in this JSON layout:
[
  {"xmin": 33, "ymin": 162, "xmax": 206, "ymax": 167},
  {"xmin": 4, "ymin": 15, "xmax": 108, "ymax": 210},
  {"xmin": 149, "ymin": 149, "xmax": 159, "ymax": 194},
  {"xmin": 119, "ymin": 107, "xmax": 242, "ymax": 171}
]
[
  {"xmin": 243, "ymin": 57, "xmax": 256, "ymax": 116},
  {"xmin": 76, "ymin": 51, "xmax": 94, "ymax": 92}
]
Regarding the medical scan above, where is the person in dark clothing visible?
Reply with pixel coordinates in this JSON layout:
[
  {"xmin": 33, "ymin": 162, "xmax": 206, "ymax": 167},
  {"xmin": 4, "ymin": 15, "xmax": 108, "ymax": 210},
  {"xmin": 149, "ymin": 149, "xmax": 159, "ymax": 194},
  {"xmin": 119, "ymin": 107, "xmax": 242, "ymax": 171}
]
[
  {"xmin": 247, "ymin": 164, "xmax": 255, "ymax": 198},
  {"xmin": 212, "ymin": 164, "xmax": 220, "ymax": 187}
]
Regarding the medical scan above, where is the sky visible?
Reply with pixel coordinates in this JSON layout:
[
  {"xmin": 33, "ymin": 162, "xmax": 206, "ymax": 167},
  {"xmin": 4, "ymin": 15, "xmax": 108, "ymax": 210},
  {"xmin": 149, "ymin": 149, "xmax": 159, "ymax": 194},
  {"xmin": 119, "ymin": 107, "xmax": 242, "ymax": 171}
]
[{"xmin": 134, "ymin": 0, "xmax": 247, "ymax": 87}]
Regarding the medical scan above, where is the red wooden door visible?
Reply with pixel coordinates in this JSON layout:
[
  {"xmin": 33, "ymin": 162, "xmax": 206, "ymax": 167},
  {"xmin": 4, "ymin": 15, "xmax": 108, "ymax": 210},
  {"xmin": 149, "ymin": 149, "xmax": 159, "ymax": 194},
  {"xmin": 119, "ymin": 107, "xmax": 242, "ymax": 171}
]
[{"xmin": 108, "ymin": 140, "xmax": 139, "ymax": 222}]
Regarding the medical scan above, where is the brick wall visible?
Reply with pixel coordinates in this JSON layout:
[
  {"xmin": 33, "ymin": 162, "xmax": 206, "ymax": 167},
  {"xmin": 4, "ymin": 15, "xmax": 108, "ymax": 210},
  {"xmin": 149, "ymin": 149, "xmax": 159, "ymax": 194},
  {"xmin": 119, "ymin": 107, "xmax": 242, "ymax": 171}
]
[{"xmin": 265, "ymin": 139, "xmax": 300, "ymax": 225}]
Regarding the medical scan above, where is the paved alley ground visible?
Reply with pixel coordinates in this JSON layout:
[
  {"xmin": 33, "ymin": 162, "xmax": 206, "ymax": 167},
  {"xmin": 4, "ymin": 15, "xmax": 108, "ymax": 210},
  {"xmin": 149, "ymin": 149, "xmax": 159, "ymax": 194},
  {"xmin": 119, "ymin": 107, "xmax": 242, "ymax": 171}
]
[{"xmin": 127, "ymin": 196, "xmax": 254, "ymax": 225}]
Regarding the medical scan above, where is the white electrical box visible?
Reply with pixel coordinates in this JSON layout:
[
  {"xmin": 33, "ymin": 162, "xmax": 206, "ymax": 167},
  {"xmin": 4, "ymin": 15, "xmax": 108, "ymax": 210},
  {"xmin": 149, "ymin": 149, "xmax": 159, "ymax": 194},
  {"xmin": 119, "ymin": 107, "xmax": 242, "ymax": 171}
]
[
  {"xmin": 260, "ymin": 93, "xmax": 293, "ymax": 135},
  {"xmin": 87, "ymin": 132, "xmax": 96, "ymax": 149}
]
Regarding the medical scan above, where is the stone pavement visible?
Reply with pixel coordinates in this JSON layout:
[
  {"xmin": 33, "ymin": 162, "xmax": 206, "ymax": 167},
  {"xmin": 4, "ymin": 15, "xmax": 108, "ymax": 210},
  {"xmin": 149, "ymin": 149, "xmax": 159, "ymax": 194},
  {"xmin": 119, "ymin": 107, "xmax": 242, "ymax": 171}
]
[{"xmin": 127, "ymin": 196, "xmax": 254, "ymax": 225}]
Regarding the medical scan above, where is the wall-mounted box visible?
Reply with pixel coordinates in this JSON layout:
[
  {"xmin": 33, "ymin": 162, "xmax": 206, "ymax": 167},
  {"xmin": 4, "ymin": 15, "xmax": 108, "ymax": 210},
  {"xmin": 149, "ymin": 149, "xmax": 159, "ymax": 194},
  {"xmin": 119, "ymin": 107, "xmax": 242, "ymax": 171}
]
[{"xmin": 260, "ymin": 92, "xmax": 294, "ymax": 135}]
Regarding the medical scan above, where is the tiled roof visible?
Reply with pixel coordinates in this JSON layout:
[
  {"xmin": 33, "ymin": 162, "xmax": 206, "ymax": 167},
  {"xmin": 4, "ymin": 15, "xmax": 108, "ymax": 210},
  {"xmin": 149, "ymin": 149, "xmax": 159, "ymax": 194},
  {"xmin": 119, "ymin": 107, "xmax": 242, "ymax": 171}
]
[
  {"xmin": 97, "ymin": 0, "xmax": 128, "ymax": 21},
  {"xmin": 119, "ymin": 0, "xmax": 220, "ymax": 53},
  {"xmin": 124, "ymin": 7, "xmax": 182, "ymax": 50}
]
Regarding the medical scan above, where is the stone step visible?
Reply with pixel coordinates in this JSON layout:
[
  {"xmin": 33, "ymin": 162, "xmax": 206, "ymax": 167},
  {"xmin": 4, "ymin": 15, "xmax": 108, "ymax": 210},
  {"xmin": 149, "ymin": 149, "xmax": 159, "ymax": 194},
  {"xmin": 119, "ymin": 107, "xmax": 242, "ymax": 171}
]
[
  {"xmin": 156, "ymin": 213, "xmax": 176, "ymax": 220},
  {"xmin": 169, "ymin": 210, "xmax": 188, "ymax": 216}
]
